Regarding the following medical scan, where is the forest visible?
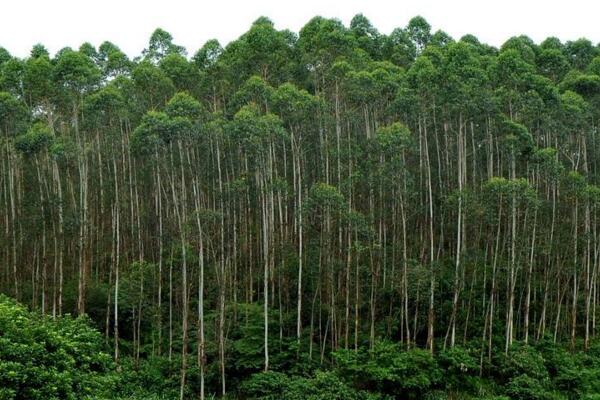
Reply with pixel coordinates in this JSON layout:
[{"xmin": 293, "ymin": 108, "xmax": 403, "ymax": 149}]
[{"xmin": 2, "ymin": 13, "xmax": 600, "ymax": 399}]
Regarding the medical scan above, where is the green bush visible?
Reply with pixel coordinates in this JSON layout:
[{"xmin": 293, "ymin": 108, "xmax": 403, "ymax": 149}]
[
  {"xmin": 504, "ymin": 375, "xmax": 559, "ymax": 400},
  {"xmin": 0, "ymin": 295, "xmax": 114, "ymax": 400},
  {"xmin": 581, "ymin": 395, "xmax": 600, "ymax": 400},
  {"xmin": 335, "ymin": 341, "xmax": 441, "ymax": 398},
  {"xmin": 240, "ymin": 370, "xmax": 381, "ymax": 400},
  {"xmin": 497, "ymin": 344, "xmax": 549, "ymax": 383},
  {"xmin": 240, "ymin": 371, "xmax": 290, "ymax": 399},
  {"xmin": 113, "ymin": 356, "xmax": 180, "ymax": 399},
  {"xmin": 535, "ymin": 341, "xmax": 600, "ymax": 399},
  {"xmin": 437, "ymin": 346, "xmax": 480, "ymax": 391}
]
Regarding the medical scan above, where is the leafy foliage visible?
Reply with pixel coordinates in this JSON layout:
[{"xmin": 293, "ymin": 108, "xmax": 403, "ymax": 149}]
[{"xmin": 0, "ymin": 295, "xmax": 114, "ymax": 400}]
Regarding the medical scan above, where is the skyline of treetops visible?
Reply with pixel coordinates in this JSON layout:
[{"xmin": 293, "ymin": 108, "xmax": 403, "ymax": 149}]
[{"xmin": 3, "ymin": 13, "xmax": 600, "ymax": 399}]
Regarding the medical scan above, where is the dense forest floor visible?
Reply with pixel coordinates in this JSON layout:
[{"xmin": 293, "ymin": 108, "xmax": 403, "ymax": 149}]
[{"xmin": 2, "ymin": 294, "xmax": 600, "ymax": 399}]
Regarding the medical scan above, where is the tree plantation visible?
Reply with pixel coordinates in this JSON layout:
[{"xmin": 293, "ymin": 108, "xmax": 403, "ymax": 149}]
[{"xmin": 3, "ymin": 14, "xmax": 600, "ymax": 399}]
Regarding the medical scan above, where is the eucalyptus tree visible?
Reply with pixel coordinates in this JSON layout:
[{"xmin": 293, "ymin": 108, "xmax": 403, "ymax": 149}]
[
  {"xmin": 0, "ymin": 92, "xmax": 28, "ymax": 300},
  {"xmin": 531, "ymin": 147, "xmax": 564, "ymax": 342},
  {"xmin": 98, "ymin": 41, "xmax": 131, "ymax": 79},
  {"xmin": 219, "ymin": 17, "xmax": 297, "ymax": 88},
  {"xmin": 83, "ymin": 83, "xmax": 127, "ymax": 350},
  {"xmin": 13, "ymin": 122, "xmax": 53, "ymax": 311},
  {"xmin": 405, "ymin": 52, "xmax": 439, "ymax": 352},
  {"xmin": 52, "ymin": 48, "xmax": 101, "ymax": 315},
  {"xmin": 350, "ymin": 14, "xmax": 382, "ymax": 60},
  {"xmin": 406, "ymin": 16, "xmax": 432, "ymax": 55},
  {"xmin": 583, "ymin": 184, "xmax": 600, "ymax": 349},
  {"xmin": 193, "ymin": 39, "xmax": 226, "ymax": 112},
  {"xmin": 498, "ymin": 118, "xmax": 535, "ymax": 352},
  {"xmin": 303, "ymin": 182, "xmax": 346, "ymax": 357},
  {"xmin": 23, "ymin": 53, "xmax": 55, "ymax": 114},
  {"xmin": 0, "ymin": 57, "xmax": 25, "ymax": 96},
  {"xmin": 131, "ymin": 61, "xmax": 175, "ymax": 114},
  {"xmin": 375, "ymin": 122, "xmax": 414, "ymax": 346},
  {"xmin": 0, "ymin": 47, "xmax": 11, "ymax": 66},
  {"xmin": 230, "ymin": 103, "xmax": 286, "ymax": 370},
  {"xmin": 559, "ymin": 89, "xmax": 591, "ymax": 347},
  {"xmin": 537, "ymin": 48, "xmax": 570, "ymax": 82},
  {"xmin": 143, "ymin": 28, "xmax": 186, "ymax": 65},
  {"xmin": 298, "ymin": 16, "xmax": 355, "ymax": 93},
  {"xmin": 272, "ymin": 82, "xmax": 319, "ymax": 346},
  {"xmin": 565, "ymin": 39, "xmax": 597, "ymax": 71},
  {"xmin": 382, "ymin": 28, "xmax": 417, "ymax": 68},
  {"xmin": 130, "ymin": 109, "xmax": 173, "ymax": 365},
  {"xmin": 440, "ymin": 41, "xmax": 487, "ymax": 349},
  {"xmin": 193, "ymin": 39, "xmax": 223, "ymax": 71},
  {"xmin": 163, "ymin": 91, "xmax": 206, "ymax": 400},
  {"xmin": 159, "ymin": 53, "xmax": 201, "ymax": 94}
]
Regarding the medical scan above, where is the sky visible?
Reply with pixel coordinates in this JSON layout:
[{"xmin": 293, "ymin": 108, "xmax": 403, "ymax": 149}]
[{"xmin": 2, "ymin": 0, "xmax": 600, "ymax": 58}]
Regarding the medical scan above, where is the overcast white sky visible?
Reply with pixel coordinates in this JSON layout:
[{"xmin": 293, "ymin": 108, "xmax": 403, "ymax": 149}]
[{"xmin": 2, "ymin": 0, "xmax": 599, "ymax": 58}]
